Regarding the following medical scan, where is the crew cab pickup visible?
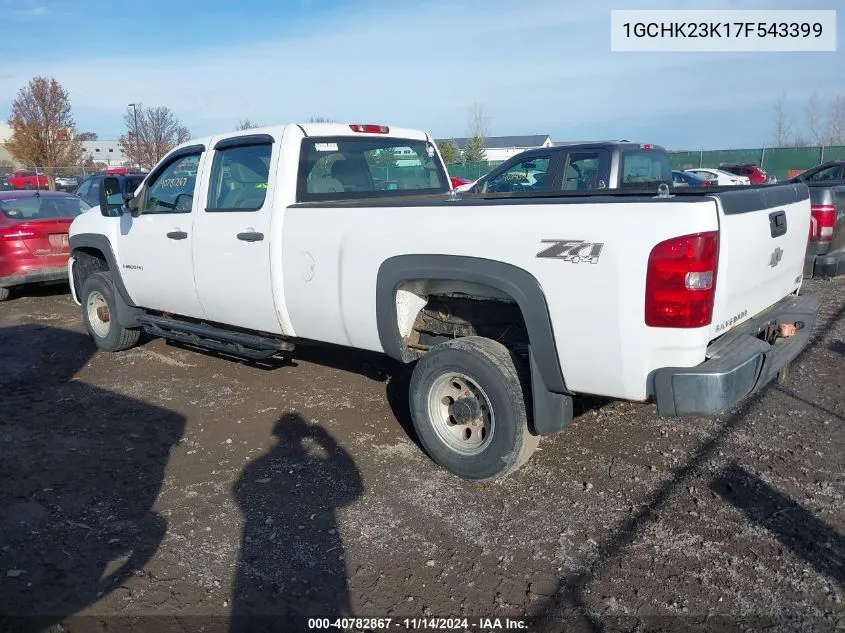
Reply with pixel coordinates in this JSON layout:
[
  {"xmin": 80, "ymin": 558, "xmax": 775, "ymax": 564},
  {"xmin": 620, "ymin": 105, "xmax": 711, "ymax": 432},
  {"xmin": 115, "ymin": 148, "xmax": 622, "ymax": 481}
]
[
  {"xmin": 67, "ymin": 123, "xmax": 821, "ymax": 481},
  {"xmin": 8, "ymin": 170, "xmax": 48, "ymax": 190}
]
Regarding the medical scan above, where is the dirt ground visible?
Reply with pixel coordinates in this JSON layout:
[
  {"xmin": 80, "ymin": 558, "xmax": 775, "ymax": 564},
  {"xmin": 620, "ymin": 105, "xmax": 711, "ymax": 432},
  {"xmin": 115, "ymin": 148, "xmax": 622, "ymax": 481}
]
[{"xmin": 0, "ymin": 278, "xmax": 842, "ymax": 633}]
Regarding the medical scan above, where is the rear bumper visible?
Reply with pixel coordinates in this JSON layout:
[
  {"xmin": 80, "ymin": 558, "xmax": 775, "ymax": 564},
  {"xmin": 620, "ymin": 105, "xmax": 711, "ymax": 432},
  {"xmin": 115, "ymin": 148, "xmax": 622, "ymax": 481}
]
[
  {"xmin": 654, "ymin": 292, "xmax": 821, "ymax": 417},
  {"xmin": 0, "ymin": 266, "xmax": 68, "ymax": 288},
  {"xmin": 810, "ymin": 249, "xmax": 845, "ymax": 279}
]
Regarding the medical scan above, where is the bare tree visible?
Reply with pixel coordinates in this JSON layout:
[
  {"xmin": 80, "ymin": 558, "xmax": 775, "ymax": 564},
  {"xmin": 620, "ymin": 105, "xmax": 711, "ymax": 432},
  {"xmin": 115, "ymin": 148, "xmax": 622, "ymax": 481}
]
[
  {"xmin": 236, "ymin": 119, "xmax": 261, "ymax": 130},
  {"xmin": 308, "ymin": 116, "xmax": 336, "ymax": 123},
  {"xmin": 463, "ymin": 102, "xmax": 490, "ymax": 163},
  {"xmin": 772, "ymin": 92, "xmax": 796, "ymax": 148},
  {"xmin": 77, "ymin": 131, "xmax": 97, "ymax": 141},
  {"xmin": 826, "ymin": 95, "xmax": 845, "ymax": 146},
  {"xmin": 118, "ymin": 104, "xmax": 190, "ymax": 170},
  {"xmin": 805, "ymin": 93, "xmax": 825, "ymax": 146},
  {"xmin": 6, "ymin": 76, "xmax": 84, "ymax": 190},
  {"xmin": 467, "ymin": 102, "xmax": 490, "ymax": 143}
]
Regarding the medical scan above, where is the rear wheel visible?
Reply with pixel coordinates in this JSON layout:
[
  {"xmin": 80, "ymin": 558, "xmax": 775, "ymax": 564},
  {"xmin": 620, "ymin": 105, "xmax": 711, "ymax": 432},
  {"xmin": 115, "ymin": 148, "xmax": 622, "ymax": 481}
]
[
  {"xmin": 0, "ymin": 287, "xmax": 9, "ymax": 302},
  {"xmin": 24, "ymin": 183, "xmax": 32, "ymax": 190},
  {"xmin": 408, "ymin": 336, "xmax": 538, "ymax": 481},
  {"xmin": 80, "ymin": 272, "xmax": 140, "ymax": 352}
]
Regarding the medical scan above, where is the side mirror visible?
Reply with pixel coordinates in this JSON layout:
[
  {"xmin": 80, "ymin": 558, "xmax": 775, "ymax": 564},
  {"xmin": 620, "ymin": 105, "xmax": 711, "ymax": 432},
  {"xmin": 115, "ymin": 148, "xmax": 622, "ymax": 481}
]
[{"xmin": 98, "ymin": 177, "xmax": 124, "ymax": 217}]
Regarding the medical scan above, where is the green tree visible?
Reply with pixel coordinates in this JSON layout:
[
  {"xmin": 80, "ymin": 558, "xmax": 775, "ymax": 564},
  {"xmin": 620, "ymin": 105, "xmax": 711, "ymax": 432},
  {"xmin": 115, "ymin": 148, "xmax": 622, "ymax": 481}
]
[
  {"xmin": 462, "ymin": 136, "xmax": 486, "ymax": 163},
  {"xmin": 370, "ymin": 148, "xmax": 396, "ymax": 168},
  {"xmin": 437, "ymin": 139, "xmax": 461, "ymax": 164}
]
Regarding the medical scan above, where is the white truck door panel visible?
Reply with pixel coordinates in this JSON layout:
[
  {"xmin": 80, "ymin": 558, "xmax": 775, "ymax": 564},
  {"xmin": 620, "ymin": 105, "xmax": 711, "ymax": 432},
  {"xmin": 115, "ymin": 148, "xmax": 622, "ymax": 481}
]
[
  {"xmin": 117, "ymin": 149, "xmax": 207, "ymax": 319},
  {"xmin": 192, "ymin": 134, "xmax": 282, "ymax": 334}
]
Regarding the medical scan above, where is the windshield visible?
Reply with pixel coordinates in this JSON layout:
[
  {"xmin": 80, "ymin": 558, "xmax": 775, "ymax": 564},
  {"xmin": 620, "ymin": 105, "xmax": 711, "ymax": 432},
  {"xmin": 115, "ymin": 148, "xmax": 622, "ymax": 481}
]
[
  {"xmin": 618, "ymin": 150, "xmax": 672, "ymax": 188},
  {"xmin": 0, "ymin": 195, "xmax": 91, "ymax": 220},
  {"xmin": 297, "ymin": 137, "xmax": 449, "ymax": 201}
]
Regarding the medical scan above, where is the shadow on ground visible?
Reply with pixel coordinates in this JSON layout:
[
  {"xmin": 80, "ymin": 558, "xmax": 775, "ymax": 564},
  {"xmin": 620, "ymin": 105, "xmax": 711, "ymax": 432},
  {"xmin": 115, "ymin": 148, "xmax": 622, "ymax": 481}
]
[{"xmin": 0, "ymin": 325, "xmax": 185, "ymax": 632}]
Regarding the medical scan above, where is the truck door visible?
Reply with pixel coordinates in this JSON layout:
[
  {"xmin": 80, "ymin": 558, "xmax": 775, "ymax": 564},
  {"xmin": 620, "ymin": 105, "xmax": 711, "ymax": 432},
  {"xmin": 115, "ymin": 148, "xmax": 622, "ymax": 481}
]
[
  {"xmin": 116, "ymin": 146, "xmax": 208, "ymax": 319},
  {"xmin": 191, "ymin": 134, "xmax": 282, "ymax": 334}
]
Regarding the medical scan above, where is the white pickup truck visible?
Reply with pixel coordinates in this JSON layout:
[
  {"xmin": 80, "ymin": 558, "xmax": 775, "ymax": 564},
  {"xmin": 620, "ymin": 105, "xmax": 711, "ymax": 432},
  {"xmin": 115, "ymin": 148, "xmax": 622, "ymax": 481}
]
[{"xmin": 68, "ymin": 123, "xmax": 821, "ymax": 480}]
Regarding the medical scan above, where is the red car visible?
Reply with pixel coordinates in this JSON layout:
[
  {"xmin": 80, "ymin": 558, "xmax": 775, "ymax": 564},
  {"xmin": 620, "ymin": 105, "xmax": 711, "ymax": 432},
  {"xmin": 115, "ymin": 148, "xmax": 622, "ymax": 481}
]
[
  {"xmin": 0, "ymin": 191, "xmax": 92, "ymax": 301},
  {"xmin": 719, "ymin": 164, "xmax": 769, "ymax": 185},
  {"xmin": 8, "ymin": 170, "xmax": 48, "ymax": 190},
  {"xmin": 450, "ymin": 176, "xmax": 473, "ymax": 189}
]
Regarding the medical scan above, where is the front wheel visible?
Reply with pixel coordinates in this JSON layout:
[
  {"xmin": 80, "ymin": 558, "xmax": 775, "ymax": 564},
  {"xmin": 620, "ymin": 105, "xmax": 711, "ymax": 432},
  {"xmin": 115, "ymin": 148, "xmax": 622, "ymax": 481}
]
[
  {"xmin": 0, "ymin": 287, "xmax": 9, "ymax": 302},
  {"xmin": 408, "ymin": 336, "xmax": 539, "ymax": 481},
  {"xmin": 80, "ymin": 272, "xmax": 140, "ymax": 352}
]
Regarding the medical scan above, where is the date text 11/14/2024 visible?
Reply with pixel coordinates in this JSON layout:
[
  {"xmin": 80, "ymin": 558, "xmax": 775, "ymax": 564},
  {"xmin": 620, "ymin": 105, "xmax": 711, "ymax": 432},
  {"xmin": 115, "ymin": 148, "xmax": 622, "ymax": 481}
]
[{"xmin": 307, "ymin": 617, "xmax": 529, "ymax": 631}]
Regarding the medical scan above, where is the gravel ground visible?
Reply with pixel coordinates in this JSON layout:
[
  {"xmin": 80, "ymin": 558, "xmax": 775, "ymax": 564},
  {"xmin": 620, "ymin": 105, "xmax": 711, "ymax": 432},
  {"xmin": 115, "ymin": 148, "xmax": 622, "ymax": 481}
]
[{"xmin": 0, "ymin": 278, "xmax": 842, "ymax": 633}]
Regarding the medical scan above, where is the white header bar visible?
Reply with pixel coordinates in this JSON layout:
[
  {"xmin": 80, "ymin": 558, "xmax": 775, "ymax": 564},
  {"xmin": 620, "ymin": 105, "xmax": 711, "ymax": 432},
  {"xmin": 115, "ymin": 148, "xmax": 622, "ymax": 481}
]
[{"xmin": 611, "ymin": 10, "xmax": 837, "ymax": 52}]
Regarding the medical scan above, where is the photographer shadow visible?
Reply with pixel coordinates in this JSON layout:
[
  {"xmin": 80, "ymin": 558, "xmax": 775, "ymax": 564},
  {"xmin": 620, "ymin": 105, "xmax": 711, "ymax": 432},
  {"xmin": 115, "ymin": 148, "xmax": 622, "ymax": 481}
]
[{"xmin": 230, "ymin": 412, "xmax": 363, "ymax": 632}]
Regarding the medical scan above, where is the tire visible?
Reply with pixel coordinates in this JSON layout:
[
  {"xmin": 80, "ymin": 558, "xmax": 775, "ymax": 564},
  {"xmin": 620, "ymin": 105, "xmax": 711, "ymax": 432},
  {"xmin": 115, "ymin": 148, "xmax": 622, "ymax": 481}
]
[
  {"xmin": 80, "ymin": 272, "xmax": 140, "ymax": 352},
  {"xmin": 24, "ymin": 183, "xmax": 32, "ymax": 190},
  {"xmin": 0, "ymin": 287, "xmax": 9, "ymax": 302},
  {"xmin": 409, "ymin": 336, "xmax": 539, "ymax": 481}
]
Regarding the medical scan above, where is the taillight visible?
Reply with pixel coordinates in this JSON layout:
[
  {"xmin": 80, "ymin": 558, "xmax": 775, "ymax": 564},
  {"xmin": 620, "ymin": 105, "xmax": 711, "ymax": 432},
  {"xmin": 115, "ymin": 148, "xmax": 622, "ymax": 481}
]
[
  {"xmin": 349, "ymin": 124, "xmax": 389, "ymax": 134},
  {"xmin": 645, "ymin": 231, "xmax": 719, "ymax": 328},
  {"xmin": 0, "ymin": 227, "xmax": 37, "ymax": 241},
  {"xmin": 809, "ymin": 204, "xmax": 836, "ymax": 243}
]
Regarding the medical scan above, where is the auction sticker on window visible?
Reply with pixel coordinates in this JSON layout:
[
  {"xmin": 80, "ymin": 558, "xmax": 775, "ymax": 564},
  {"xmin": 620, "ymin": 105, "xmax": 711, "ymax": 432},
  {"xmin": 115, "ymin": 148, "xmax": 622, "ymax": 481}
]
[{"xmin": 610, "ymin": 10, "xmax": 836, "ymax": 52}]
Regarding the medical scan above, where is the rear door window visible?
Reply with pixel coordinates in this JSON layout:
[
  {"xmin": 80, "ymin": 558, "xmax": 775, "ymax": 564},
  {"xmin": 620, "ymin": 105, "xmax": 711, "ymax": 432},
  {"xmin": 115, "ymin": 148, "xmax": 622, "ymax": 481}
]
[
  {"xmin": 207, "ymin": 142, "xmax": 272, "ymax": 212},
  {"xmin": 559, "ymin": 151, "xmax": 608, "ymax": 191}
]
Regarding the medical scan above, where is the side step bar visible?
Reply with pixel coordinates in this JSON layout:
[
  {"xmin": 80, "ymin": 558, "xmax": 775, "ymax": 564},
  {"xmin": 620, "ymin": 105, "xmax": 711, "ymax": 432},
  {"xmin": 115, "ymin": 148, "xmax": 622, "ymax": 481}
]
[{"xmin": 137, "ymin": 314, "xmax": 294, "ymax": 360}]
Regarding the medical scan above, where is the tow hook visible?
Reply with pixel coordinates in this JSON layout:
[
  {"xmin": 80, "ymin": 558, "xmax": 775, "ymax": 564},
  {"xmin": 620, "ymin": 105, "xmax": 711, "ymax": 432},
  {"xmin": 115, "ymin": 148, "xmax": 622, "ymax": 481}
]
[{"xmin": 778, "ymin": 321, "xmax": 804, "ymax": 338}]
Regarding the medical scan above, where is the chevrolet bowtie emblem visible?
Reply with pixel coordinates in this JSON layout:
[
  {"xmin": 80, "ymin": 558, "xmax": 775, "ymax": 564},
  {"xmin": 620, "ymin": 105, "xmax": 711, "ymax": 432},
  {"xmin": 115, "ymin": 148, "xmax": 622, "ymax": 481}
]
[{"xmin": 769, "ymin": 247, "xmax": 784, "ymax": 267}]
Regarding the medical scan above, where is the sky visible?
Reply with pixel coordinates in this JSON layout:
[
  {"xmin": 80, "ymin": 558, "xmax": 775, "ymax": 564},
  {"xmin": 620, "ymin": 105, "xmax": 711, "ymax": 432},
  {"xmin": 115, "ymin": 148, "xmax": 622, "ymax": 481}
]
[{"xmin": 0, "ymin": 0, "xmax": 842, "ymax": 150}]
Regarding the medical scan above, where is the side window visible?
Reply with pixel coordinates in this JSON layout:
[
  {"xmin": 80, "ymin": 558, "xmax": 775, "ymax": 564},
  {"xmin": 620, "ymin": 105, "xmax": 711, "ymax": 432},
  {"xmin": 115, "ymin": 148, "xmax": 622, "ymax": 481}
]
[
  {"xmin": 143, "ymin": 154, "xmax": 200, "ymax": 214},
  {"xmin": 88, "ymin": 177, "xmax": 102, "ymax": 201},
  {"xmin": 76, "ymin": 179, "xmax": 91, "ymax": 197},
  {"xmin": 561, "ymin": 152, "xmax": 601, "ymax": 191},
  {"xmin": 483, "ymin": 157, "xmax": 550, "ymax": 193},
  {"xmin": 807, "ymin": 165, "xmax": 841, "ymax": 181},
  {"xmin": 207, "ymin": 143, "xmax": 271, "ymax": 212}
]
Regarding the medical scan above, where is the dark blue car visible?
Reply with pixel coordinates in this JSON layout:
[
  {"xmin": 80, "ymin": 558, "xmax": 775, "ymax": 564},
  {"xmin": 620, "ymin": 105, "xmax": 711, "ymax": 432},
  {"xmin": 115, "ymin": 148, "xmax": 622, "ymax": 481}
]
[{"xmin": 75, "ymin": 172, "xmax": 148, "ymax": 207}]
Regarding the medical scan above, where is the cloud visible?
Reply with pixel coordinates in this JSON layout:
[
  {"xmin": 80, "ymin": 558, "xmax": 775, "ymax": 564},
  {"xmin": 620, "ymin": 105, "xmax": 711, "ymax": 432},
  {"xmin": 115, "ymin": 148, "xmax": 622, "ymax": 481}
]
[{"xmin": 0, "ymin": 0, "xmax": 840, "ymax": 147}]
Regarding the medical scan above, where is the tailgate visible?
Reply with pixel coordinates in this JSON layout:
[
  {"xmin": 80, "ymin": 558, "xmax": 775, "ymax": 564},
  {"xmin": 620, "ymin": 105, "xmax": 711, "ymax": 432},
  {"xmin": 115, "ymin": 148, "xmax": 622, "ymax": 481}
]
[{"xmin": 709, "ymin": 184, "xmax": 810, "ymax": 338}]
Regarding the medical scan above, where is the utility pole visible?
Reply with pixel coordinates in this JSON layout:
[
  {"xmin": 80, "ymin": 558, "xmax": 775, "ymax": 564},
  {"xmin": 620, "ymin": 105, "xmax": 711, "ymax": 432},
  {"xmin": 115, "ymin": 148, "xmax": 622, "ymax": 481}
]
[{"xmin": 128, "ymin": 103, "xmax": 140, "ymax": 170}]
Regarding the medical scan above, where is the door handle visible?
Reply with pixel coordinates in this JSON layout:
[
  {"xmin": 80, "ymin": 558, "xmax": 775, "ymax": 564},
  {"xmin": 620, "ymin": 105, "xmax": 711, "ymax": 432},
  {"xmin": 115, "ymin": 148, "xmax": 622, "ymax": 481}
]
[
  {"xmin": 167, "ymin": 230, "xmax": 188, "ymax": 240},
  {"xmin": 237, "ymin": 231, "xmax": 264, "ymax": 242}
]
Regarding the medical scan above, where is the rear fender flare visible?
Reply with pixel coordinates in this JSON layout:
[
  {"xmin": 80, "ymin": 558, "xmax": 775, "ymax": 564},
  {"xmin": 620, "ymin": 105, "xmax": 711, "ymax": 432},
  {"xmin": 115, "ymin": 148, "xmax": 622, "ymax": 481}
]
[{"xmin": 375, "ymin": 254, "xmax": 567, "ymax": 395}]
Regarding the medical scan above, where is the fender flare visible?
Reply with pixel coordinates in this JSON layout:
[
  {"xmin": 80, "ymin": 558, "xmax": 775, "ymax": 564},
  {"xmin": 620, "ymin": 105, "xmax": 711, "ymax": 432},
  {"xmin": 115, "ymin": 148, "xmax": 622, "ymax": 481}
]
[
  {"xmin": 70, "ymin": 233, "xmax": 144, "ymax": 328},
  {"xmin": 69, "ymin": 233, "xmax": 136, "ymax": 307},
  {"xmin": 375, "ymin": 254, "xmax": 568, "ymax": 395}
]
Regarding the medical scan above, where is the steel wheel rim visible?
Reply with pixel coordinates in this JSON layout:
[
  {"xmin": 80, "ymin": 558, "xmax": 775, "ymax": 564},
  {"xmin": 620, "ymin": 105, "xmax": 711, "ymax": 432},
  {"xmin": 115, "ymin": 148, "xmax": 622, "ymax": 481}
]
[
  {"xmin": 86, "ymin": 291, "xmax": 111, "ymax": 338},
  {"xmin": 426, "ymin": 372, "xmax": 494, "ymax": 455}
]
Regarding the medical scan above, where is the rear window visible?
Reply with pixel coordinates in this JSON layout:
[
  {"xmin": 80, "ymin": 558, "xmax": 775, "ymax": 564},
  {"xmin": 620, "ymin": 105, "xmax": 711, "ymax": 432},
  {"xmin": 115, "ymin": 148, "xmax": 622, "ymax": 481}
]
[
  {"xmin": 618, "ymin": 150, "xmax": 672, "ymax": 188},
  {"xmin": 297, "ymin": 137, "xmax": 449, "ymax": 202},
  {"xmin": 0, "ymin": 196, "xmax": 91, "ymax": 219}
]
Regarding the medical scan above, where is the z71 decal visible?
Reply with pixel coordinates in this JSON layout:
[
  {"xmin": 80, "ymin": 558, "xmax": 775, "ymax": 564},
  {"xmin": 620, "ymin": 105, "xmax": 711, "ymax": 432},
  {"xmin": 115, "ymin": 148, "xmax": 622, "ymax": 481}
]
[{"xmin": 536, "ymin": 239, "xmax": 605, "ymax": 264}]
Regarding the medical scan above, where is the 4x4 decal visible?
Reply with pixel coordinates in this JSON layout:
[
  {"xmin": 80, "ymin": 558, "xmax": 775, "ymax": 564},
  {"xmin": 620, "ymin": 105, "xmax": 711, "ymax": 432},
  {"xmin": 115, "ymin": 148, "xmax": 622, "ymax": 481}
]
[{"xmin": 536, "ymin": 240, "xmax": 605, "ymax": 264}]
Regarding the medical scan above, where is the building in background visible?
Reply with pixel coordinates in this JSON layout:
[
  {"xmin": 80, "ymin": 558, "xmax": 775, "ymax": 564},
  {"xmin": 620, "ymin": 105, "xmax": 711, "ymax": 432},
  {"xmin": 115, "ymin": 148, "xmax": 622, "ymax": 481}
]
[
  {"xmin": 437, "ymin": 135, "xmax": 553, "ymax": 162},
  {"xmin": 81, "ymin": 140, "xmax": 126, "ymax": 167},
  {"xmin": 0, "ymin": 123, "xmax": 15, "ymax": 169}
]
